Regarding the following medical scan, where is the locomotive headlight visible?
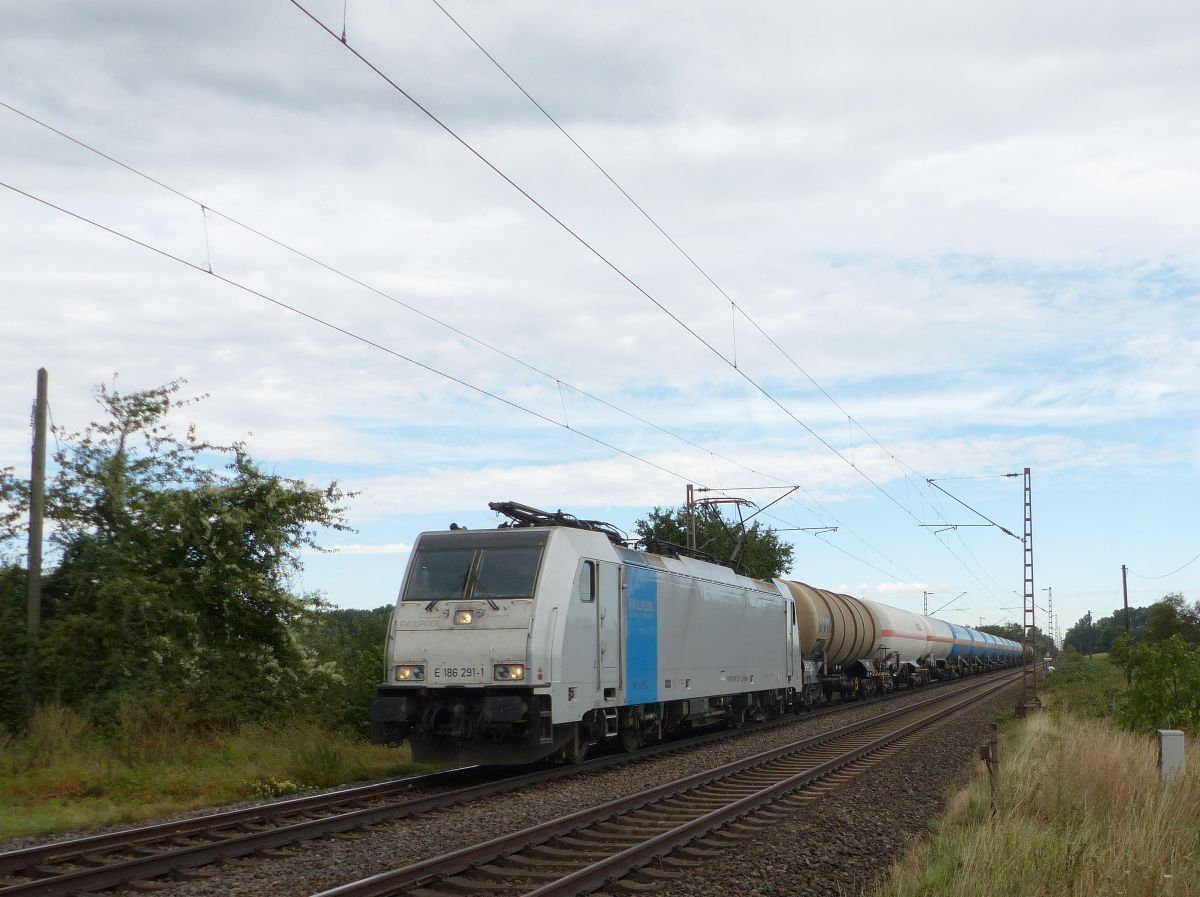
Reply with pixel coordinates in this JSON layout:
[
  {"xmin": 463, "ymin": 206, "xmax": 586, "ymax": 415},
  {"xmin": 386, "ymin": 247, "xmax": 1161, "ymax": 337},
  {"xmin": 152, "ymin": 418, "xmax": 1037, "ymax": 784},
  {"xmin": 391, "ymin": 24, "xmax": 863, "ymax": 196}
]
[
  {"xmin": 454, "ymin": 610, "xmax": 475, "ymax": 625},
  {"xmin": 493, "ymin": 663, "xmax": 525, "ymax": 681},
  {"xmin": 395, "ymin": 664, "xmax": 425, "ymax": 682}
]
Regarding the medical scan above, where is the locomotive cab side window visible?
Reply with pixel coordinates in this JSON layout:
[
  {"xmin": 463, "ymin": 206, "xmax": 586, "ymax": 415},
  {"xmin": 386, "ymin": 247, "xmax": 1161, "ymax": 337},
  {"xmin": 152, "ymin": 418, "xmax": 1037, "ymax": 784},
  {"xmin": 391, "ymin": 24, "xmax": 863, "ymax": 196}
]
[{"xmin": 578, "ymin": 560, "xmax": 596, "ymax": 602}]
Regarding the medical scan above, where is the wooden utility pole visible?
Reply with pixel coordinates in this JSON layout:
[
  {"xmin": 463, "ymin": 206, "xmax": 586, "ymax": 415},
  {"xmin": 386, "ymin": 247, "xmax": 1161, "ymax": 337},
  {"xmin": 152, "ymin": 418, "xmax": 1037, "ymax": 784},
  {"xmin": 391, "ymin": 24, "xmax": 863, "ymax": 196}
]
[
  {"xmin": 1122, "ymin": 564, "xmax": 1131, "ymax": 684},
  {"xmin": 685, "ymin": 484, "xmax": 696, "ymax": 551},
  {"xmin": 25, "ymin": 367, "xmax": 47, "ymax": 723}
]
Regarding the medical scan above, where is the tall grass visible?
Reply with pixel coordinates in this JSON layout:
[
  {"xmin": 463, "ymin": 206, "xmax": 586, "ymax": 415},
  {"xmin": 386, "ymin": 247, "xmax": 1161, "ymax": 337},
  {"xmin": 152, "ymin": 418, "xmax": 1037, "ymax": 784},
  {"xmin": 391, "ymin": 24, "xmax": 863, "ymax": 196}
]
[
  {"xmin": 875, "ymin": 712, "xmax": 1200, "ymax": 897},
  {"xmin": 0, "ymin": 703, "xmax": 433, "ymax": 840}
]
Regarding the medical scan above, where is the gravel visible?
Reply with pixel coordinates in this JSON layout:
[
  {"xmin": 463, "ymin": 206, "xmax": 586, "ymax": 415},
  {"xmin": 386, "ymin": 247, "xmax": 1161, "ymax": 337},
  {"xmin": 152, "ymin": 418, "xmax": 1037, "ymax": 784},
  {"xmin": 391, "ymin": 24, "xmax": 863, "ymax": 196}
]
[
  {"xmin": 9, "ymin": 677, "xmax": 1017, "ymax": 897},
  {"xmin": 652, "ymin": 683, "xmax": 1020, "ymax": 897}
]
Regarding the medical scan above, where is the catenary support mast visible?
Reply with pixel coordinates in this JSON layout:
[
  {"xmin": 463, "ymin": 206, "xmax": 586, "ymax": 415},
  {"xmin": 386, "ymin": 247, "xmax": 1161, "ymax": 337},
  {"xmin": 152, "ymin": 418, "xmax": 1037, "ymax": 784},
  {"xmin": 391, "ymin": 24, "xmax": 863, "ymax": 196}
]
[{"xmin": 1020, "ymin": 467, "xmax": 1039, "ymax": 712}]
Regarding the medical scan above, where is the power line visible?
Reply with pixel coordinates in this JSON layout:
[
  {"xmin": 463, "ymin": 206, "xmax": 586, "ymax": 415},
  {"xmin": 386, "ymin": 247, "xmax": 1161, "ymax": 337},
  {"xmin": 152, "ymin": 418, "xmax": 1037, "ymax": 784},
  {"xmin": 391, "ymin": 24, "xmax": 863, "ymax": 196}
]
[
  {"xmin": 1132, "ymin": 550, "xmax": 1200, "ymax": 581},
  {"xmin": 0, "ymin": 98, "xmax": 931, "ymax": 589},
  {"xmin": 2, "ymin": 177, "xmax": 933, "ymax": 588},
  {"xmin": 288, "ymin": 0, "xmax": 1008, "ymax": 596},
  {"xmin": 0, "ymin": 179, "xmax": 697, "ymax": 487},
  {"xmin": 427, "ymin": 0, "xmax": 940, "ymax": 511}
]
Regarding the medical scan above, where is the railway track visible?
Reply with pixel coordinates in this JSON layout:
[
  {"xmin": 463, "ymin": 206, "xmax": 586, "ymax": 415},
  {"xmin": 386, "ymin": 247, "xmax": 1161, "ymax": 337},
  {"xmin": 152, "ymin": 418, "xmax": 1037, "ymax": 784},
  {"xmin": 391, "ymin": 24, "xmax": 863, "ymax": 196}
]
[
  {"xmin": 0, "ymin": 668, "xmax": 1017, "ymax": 897},
  {"xmin": 313, "ymin": 670, "xmax": 1021, "ymax": 897}
]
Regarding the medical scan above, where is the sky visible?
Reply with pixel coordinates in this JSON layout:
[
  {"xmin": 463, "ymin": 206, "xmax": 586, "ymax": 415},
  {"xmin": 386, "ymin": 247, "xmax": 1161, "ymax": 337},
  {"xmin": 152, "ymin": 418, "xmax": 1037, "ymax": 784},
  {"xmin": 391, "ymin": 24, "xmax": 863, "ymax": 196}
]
[{"xmin": 1, "ymin": 1, "xmax": 1198, "ymax": 638}]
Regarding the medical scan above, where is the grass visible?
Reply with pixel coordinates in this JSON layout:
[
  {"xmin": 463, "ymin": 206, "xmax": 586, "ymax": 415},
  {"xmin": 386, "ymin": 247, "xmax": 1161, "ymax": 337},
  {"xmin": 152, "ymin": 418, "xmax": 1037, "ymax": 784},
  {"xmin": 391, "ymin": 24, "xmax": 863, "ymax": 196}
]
[
  {"xmin": 0, "ymin": 704, "xmax": 434, "ymax": 840},
  {"xmin": 873, "ymin": 708, "xmax": 1200, "ymax": 897},
  {"xmin": 1039, "ymin": 653, "xmax": 1127, "ymax": 718}
]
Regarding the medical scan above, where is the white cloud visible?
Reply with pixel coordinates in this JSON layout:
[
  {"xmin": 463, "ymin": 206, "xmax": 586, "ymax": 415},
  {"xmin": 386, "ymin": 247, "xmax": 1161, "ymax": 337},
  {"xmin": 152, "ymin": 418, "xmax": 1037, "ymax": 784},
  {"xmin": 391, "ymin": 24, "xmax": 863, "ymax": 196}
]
[
  {"xmin": 312, "ymin": 542, "xmax": 413, "ymax": 556},
  {"xmin": 3, "ymin": 1, "xmax": 1199, "ymax": 625}
]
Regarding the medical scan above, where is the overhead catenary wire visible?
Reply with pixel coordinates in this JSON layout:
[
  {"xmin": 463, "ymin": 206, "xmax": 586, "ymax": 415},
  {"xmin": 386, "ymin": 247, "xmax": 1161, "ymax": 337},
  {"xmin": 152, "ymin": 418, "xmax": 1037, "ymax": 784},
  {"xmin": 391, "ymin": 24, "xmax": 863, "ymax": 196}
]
[
  {"xmin": 427, "ymin": 0, "xmax": 1024, "ymax": 605},
  {"xmin": 0, "ymin": 98, "xmax": 931, "ymax": 590},
  {"xmin": 426, "ymin": 0, "xmax": 936, "ymax": 501},
  {"xmin": 2, "ymin": 177, "xmax": 933, "ymax": 590},
  {"xmin": 287, "ymin": 0, "xmax": 1009, "ymax": 600}
]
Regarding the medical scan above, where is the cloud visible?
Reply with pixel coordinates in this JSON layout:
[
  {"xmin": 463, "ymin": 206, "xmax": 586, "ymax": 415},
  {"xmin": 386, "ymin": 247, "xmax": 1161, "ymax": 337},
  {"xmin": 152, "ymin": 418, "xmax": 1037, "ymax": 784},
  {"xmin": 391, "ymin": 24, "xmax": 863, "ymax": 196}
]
[
  {"xmin": 311, "ymin": 542, "xmax": 413, "ymax": 556},
  {"xmin": 3, "ymin": 0, "xmax": 1199, "ymax": 626}
]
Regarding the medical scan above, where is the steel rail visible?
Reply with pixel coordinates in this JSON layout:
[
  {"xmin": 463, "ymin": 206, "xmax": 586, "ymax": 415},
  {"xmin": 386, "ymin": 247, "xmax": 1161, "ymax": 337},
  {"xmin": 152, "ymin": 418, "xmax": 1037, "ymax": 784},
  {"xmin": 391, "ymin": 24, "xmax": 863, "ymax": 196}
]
[
  {"xmin": 310, "ymin": 671, "xmax": 1020, "ymax": 897},
  {"xmin": 0, "ymin": 766, "xmax": 477, "ymax": 877},
  {"xmin": 0, "ymin": 666, "xmax": 1017, "ymax": 897},
  {"xmin": 526, "ymin": 674, "xmax": 1018, "ymax": 897}
]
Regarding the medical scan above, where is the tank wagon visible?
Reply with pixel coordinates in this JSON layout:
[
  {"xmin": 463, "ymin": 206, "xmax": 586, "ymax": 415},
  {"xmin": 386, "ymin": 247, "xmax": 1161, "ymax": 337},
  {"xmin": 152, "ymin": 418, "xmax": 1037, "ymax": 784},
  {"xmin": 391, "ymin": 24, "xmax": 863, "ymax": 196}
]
[{"xmin": 370, "ymin": 503, "xmax": 1022, "ymax": 765}]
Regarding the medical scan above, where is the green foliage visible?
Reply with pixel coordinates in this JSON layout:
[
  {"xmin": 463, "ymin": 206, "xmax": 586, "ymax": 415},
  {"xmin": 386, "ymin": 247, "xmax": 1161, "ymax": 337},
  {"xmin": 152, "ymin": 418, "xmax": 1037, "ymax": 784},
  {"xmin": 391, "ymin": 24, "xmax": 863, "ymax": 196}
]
[
  {"xmin": 0, "ymin": 378, "xmax": 354, "ymax": 732},
  {"xmin": 978, "ymin": 622, "xmax": 1055, "ymax": 659},
  {"xmin": 294, "ymin": 606, "xmax": 393, "ymax": 734},
  {"xmin": 0, "ymin": 565, "xmax": 27, "ymax": 727},
  {"xmin": 635, "ymin": 504, "xmax": 794, "ymax": 580},
  {"xmin": 0, "ymin": 712, "xmax": 429, "ymax": 838},
  {"xmin": 1039, "ymin": 655, "xmax": 1125, "ymax": 719},
  {"xmin": 1116, "ymin": 636, "xmax": 1200, "ymax": 732},
  {"xmin": 246, "ymin": 778, "xmax": 304, "ymax": 799},
  {"xmin": 1062, "ymin": 603, "xmax": 1162, "ymax": 655},
  {"xmin": 0, "ymin": 466, "xmax": 26, "ymax": 554},
  {"xmin": 1062, "ymin": 594, "xmax": 1199, "ymax": 659},
  {"xmin": 1145, "ymin": 593, "xmax": 1200, "ymax": 643}
]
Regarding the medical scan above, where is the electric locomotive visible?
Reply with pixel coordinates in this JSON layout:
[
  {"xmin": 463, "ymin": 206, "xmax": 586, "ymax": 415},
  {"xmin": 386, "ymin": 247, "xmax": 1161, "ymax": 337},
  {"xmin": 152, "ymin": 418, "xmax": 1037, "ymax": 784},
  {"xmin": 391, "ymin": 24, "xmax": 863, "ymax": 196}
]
[{"xmin": 369, "ymin": 502, "xmax": 1023, "ymax": 765}]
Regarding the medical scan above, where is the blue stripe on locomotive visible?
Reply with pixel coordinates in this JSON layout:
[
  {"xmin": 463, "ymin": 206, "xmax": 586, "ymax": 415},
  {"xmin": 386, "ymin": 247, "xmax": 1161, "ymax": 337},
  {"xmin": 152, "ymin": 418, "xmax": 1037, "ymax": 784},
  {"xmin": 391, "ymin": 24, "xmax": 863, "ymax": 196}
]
[{"xmin": 624, "ymin": 564, "xmax": 658, "ymax": 704}]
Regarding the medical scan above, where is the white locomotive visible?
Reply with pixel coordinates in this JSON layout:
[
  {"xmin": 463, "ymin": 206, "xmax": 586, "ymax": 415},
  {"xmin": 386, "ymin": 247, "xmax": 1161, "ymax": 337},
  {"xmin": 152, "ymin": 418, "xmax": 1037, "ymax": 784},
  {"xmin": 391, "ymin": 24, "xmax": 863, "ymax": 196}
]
[{"xmin": 370, "ymin": 503, "xmax": 1023, "ymax": 765}]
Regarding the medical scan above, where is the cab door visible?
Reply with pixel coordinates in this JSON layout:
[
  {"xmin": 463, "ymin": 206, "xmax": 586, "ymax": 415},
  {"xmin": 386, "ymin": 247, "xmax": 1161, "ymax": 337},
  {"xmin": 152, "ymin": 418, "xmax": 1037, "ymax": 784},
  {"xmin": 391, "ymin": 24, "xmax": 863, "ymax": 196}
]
[
  {"xmin": 786, "ymin": 599, "xmax": 796, "ymax": 683},
  {"xmin": 596, "ymin": 561, "xmax": 621, "ymax": 696}
]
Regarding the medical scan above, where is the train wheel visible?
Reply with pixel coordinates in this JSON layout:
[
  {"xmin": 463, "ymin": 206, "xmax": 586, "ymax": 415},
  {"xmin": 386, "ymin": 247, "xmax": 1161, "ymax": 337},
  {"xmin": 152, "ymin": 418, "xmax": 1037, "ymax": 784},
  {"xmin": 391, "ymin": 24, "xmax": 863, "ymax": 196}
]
[
  {"xmin": 620, "ymin": 727, "xmax": 643, "ymax": 753},
  {"xmin": 565, "ymin": 725, "xmax": 590, "ymax": 764}
]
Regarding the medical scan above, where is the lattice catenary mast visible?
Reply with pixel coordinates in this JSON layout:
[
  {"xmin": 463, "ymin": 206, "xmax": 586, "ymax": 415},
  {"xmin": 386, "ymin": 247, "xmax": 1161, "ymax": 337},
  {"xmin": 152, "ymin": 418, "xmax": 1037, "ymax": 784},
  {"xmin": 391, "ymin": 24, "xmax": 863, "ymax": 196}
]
[{"xmin": 1020, "ymin": 467, "xmax": 1040, "ymax": 712}]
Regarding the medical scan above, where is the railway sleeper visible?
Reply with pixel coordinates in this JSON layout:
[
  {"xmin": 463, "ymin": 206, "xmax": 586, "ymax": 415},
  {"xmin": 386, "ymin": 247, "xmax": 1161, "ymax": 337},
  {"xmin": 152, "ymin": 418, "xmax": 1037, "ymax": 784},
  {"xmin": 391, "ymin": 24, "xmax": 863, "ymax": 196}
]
[
  {"xmin": 503, "ymin": 854, "xmax": 581, "ymax": 870},
  {"xmin": 677, "ymin": 846, "xmax": 722, "ymax": 859},
  {"xmin": 628, "ymin": 866, "xmax": 685, "ymax": 881},
  {"xmin": 478, "ymin": 862, "xmax": 564, "ymax": 881},
  {"xmin": 126, "ymin": 880, "xmax": 171, "ymax": 892},
  {"xmin": 173, "ymin": 867, "xmax": 221, "ymax": 881},
  {"xmin": 557, "ymin": 834, "xmax": 643, "ymax": 849},
  {"xmin": 526, "ymin": 844, "xmax": 610, "ymax": 861},
  {"xmin": 614, "ymin": 880, "xmax": 666, "ymax": 894},
  {"xmin": 440, "ymin": 873, "xmax": 513, "ymax": 891},
  {"xmin": 695, "ymin": 835, "xmax": 742, "ymax": 849}
]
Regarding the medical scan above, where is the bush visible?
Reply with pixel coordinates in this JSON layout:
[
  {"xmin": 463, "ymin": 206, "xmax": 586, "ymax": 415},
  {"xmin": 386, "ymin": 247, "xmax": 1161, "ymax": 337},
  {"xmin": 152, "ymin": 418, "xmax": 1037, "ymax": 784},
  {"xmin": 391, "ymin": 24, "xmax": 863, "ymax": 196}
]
[{"xmin": 1116, "ymin": 636, "xmax": 1200, "ymax": 733}]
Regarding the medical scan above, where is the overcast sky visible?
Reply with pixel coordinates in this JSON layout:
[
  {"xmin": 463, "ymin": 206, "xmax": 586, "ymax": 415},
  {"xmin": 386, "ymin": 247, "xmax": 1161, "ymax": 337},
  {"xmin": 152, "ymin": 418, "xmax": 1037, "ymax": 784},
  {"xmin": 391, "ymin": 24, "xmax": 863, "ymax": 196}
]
[{"xmin": 2, "ymin": 0, "xmax": 1197, "ymax": 636}]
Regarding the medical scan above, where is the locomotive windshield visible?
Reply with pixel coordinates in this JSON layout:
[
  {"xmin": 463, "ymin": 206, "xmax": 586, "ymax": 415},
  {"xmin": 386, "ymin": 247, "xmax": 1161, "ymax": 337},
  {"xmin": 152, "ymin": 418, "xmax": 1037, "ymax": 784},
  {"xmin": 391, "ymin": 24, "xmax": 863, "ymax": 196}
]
[{"xmin": 403, "ymin": 545, "xmax": 543, "ymax": 603}]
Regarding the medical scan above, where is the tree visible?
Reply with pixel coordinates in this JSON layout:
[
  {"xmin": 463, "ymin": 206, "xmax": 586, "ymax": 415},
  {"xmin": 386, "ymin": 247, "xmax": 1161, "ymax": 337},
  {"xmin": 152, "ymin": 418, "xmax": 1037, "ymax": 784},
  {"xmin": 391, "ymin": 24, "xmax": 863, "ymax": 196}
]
[
  {"xmin": 635, "ymin": 504, "xmax": 794, "ymax": 580},
  {"xmin": 1145, "ymin": 594, "xmax": 1200, "ymax": 644},
  {"xmin": 978, "ymin": 622, "xmax": 1055, "ymax": 659},
  {"xmin": 0, "ymin": 378, "xmax": 354, "ymax": 730},
  {"xmin": 0, "ymin": 466, "xmax": 26, "ymax": 563},
  {"xmin": 297, "ymin": 605, "xmax": 392, "ymax": 733},
  {"xmin": 1116, "ymin": 636, "xmax": 1200, "ymax": 732},
  {"xmin": 1063, "ymin": 605, "xmax": 1154, "ymax": 656}
]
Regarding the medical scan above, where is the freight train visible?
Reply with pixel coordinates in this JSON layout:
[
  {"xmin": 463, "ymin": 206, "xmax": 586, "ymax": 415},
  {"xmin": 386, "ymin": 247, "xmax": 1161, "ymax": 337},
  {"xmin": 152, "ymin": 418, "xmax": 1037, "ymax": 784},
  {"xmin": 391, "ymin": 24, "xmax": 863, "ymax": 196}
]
[{"xmin": 369, "ymin": 503, "xmax": 1024, "ymax": 765}]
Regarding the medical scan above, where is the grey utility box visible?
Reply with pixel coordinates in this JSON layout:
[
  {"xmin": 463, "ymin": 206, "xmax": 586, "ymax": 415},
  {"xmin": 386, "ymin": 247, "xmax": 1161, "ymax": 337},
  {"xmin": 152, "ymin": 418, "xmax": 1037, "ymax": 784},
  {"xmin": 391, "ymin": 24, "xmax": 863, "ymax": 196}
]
[{"xmin": 1158, "ymin": 730, "xmax": 1185, "ymax": 784}]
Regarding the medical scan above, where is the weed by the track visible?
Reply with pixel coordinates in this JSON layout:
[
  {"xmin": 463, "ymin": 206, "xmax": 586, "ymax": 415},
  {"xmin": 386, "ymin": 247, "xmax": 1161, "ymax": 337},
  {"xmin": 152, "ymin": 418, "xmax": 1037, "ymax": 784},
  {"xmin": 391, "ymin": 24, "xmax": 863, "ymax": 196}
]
[
  {"xmin": 873, "ymin": 711, "xmax": 1200, "ymax": 897},
  {"xmin": 0, "ymin": 705, "xmax": 434, "ymax": 840}
]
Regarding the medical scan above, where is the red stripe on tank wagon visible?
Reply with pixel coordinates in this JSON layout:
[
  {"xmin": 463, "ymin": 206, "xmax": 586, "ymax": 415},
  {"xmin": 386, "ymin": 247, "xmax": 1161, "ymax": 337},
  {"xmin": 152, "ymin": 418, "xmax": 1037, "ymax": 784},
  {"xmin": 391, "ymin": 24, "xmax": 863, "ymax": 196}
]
[{"xmin": 879, "ymin": 628, "xmax": 995, "ymax": 647}]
